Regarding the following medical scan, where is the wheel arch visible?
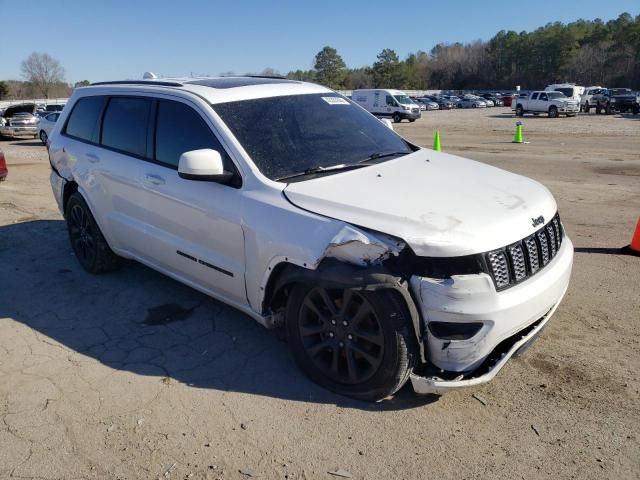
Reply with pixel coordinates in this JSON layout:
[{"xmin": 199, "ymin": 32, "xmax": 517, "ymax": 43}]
[
  {"xmin": 263, "ymin": 259, "xmax": 426, "ymax": 362},
  {"xmin": 62, "ymin": 180, "xmax": 79, "ymax": 215}
]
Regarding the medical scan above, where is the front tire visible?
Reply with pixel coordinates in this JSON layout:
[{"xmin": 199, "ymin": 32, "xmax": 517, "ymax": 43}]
[
  {"xmin": 548, "ymin": 106, "xmax": 559, "ymax": 118},
  {"xmin": 392, "ymin": 113, "xmax": 401, "ymax": 123},
  {"xmin": 39, "ymin": 130, "xmax": 48, "ymax": 145},
  {"xmin": 65, "ymin": 193, "xmax": 122, "ymax": 273},
  {"xmin": 286, "ymin": 286, "xmax": 417, "ymax": 401}
]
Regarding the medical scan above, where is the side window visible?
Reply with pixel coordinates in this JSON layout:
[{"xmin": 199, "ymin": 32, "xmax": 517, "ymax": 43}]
[
  {"xmin": 540, "ymin": 93, "xmax": 548, "ymax": 101},
  {"xmin": 65, "ymin": 96, "xmax": 104, "ymax": 142},
  {"xmin": 531, "ymin": 93, "xmax": 539, "ymax": 100},
  {"xmin": 101, "ymin": 97, "xmax": 151, "ymax": 157},
  {"xmin": 154, "ymin": 100, "xmax": 232, "ymax": 170},
  {"xmin": 386, "ymin": 95, "xmax": 397, "ymax": 107}
]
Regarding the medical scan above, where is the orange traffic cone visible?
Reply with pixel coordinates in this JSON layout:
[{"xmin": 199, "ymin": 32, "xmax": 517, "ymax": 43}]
[{"xmin": 629, "ymin": 217, "xmax": 640, "ymax": 255}]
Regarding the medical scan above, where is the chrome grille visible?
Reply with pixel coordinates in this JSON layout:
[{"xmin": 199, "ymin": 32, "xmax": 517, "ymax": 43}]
[
  {"xmin": 487, "ymin": 251, "xmax": 510, "ymax": 288},
  {"xmin": 486, "ymin": 213, "xmax": 564, "ymax": 291},
  {"xmin": 508, "ymin": 244, "xmax": 527, "ymax": 281},
  {"xmin": 538, "ymin": 230, "xmax": 550, "ymax": 265}
]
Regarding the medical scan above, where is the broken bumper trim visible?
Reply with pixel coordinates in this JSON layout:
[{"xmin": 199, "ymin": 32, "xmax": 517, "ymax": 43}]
[{"xmin": 409, "ymin": 293, "xmax": 563, "ymax": 395}]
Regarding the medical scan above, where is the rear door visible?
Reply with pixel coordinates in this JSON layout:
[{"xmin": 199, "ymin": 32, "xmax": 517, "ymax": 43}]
[
  {"xmin": 138, "ymin": 98, "xmax": 247, "ymax": 304},
  {"xmin": 92, "ymin": 95, "xmax": 154, "ymax": 259}
]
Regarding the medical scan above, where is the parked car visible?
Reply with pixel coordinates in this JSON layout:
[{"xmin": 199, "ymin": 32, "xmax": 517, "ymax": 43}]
[
  {"xmin": 38, "ymin": 112, "xmax": 60, "ymax": 145},
  {"xmin": 545, "ymin": 84, "xmax": 584, "ymax": 104},
  {"xmin": 580, "ymin": 86, "xmax": 605, "ymax": 112},
  {"xmin": 590, "ymin": 88, "xmax": 639, "ymax": 114},
  {"xmin": 428, "ymin": 95, "xmax": 454, "ymax": 109},
  {"xmin": 415, "ymin": 97, "xmax": 439, "ymax": 110},
  {"xmin": 48, "ymin": 76, "xmax": 573, "ymax": 401},
  {"xmin": 45, "ymin": 104, "xmax": 65, "ymax": 112},
  {"xmin": 514, "ymin": 91, "xmax": 579, "ymax": 118},
  {"xmin": 458, "ymin": 96, "xmax": 486, "ymax": 108},
  {"xmin": 0, "ymin": 105, "xmax": 39, "ymax": 139},
  {"xmin": 0, "ymin": 147, "xmax": 7, "ymax": 182},
  {"xmin": 352, "ymin": 89, "xmax": 421, "ymax": 123},
  {"xmin": 480, "ymin": 93, "xmax": 503, "ymax": 106}
]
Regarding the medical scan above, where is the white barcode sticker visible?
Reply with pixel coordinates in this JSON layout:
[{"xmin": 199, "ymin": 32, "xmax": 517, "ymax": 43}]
[{"xmin": 322, "ymin": 97, "xmax": 350, "ymax": 105}]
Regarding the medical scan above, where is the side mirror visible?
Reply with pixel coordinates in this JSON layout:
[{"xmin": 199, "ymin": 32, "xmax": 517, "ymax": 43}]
[
  {"xmin": 380, "ymin": 118, "xmax": 394, "ymax": 130},
  {"xmin": 178, "ymin": 149, "xmax": 233, "ymax": 183}
]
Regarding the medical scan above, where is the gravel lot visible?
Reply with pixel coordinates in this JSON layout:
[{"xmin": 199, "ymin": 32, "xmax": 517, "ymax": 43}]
[{"xmin": 1, "ymin": 109, "xmax": 639, "ymax": 480}]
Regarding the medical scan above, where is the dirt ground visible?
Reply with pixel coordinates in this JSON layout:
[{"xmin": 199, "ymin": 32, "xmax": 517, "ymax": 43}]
[{"xmin": 1, "ymin": 108, "xmax": 639, "ymax": 480}]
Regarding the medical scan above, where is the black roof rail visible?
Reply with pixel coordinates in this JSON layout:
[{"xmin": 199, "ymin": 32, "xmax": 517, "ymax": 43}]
[
  {"xmin": 90, "ymin": 80, "xmax": 184, "ymax": 87},
  {"xmin": 244, "ymin": 74, "xmax": 287, "ymax": 80}
]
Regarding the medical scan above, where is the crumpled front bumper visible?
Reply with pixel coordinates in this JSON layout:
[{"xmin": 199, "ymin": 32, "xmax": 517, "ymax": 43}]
[
  {"xmin": 408, "ymin": 234, "xmax": 573, "ymax": 394},
  {"xmin": 409, "ymin": 296, "xmax": 562, "ymax": 394}
]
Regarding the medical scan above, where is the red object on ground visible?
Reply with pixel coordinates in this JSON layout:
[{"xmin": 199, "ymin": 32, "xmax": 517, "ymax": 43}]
[
  {"xmin": 0, "ymin": 148, "xmax": 7, "ymax": 182},
  {"xmin": 502, "ymin": 95, "xmax": 513, "ymax": 107},
  {"xmin": 630, "ymin": 218, "xmax": 640, "ymax": 253}
]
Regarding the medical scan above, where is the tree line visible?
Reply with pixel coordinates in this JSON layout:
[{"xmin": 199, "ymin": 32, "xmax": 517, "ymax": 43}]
[
  {"xmin": 288, "ymin": 13, "xmax": 640, "ymax": 90},
  {"xmin": 2, "ymin": 13, "xmax": 638, "ymax": 101}
]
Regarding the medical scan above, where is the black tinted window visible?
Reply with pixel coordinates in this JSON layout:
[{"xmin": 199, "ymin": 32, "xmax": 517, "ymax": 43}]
[
  {"xmin": 101, "ymin": 97, "xmax": 150, "ymax": 157},
  {"xmin": 155, "ymin": 100, "xmax": 229, "ymax": 168},
  {"xmin": 65, "ymin": 96, "xmax": 104, "ymax": 141},
  {"xmin": 214, "ymin": 93, "xmax": 412, "ymax": 181}
]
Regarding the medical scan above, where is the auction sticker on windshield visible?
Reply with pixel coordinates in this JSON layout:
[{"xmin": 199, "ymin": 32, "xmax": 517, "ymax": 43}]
[{"xmin": 322, "ymin": 97, "xmax": 350, "ymax": 105}]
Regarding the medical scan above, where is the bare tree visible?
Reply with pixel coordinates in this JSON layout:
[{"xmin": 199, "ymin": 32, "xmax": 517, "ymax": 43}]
[{"xmin": 20, "ymin": 52, "xmax": 65, "ymax": 98}]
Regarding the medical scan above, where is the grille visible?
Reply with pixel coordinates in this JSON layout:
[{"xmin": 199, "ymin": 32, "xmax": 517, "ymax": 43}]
[{"xmin": 487, "ymin": 213, "xmax": 564, "ymax": 290}]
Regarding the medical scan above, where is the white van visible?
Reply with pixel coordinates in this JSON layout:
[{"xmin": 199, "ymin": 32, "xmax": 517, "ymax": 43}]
[
  {"xmin": 545, "ymin": 84, "xmax": 584, "ymax": 103},
  {"xmin": 352, "ymin": 89, "xmax": 421, "ymax": 123}
]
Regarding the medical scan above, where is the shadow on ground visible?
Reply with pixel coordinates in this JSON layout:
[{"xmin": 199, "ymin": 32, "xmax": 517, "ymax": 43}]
[{"xmin": 0, "ymin": 219, "xmax": 437, "ymax": 411}]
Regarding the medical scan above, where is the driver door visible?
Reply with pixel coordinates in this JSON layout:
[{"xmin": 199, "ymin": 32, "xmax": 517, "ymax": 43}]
[{"xmin": 140, "ymin": 98, "xmax": 247, "ymax": 304}]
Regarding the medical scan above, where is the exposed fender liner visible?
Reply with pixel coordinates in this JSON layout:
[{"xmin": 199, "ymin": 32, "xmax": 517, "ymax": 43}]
[{"xmin": 272, "ymin": 259, "xmax": 426, "ymax": 362}]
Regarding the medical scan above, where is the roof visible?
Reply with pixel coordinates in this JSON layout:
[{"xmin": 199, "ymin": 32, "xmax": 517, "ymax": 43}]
[{"xmin": 89, "ymin": 76, "xmax": 333, "ymax": 104}]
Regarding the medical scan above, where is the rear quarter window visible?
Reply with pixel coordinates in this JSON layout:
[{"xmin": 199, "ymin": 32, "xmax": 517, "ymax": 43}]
[{"xmin": 65, "ymin": 96, "xmax": 105, "ymax": 142}]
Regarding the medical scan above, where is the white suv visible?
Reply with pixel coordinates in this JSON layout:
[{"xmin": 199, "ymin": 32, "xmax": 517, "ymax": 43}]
[{"xmin": 48, "ymin": 76, "xmax": 573, "ymax": 401}]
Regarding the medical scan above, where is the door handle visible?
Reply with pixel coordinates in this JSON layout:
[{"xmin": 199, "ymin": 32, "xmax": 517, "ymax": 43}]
[
  {"xmin": 145, "ymin": 173, "xmax": 165, "ymax": 186},
  {"xmin": 85, "ymin": 153, "xmax": 99, "ymax": 163}
]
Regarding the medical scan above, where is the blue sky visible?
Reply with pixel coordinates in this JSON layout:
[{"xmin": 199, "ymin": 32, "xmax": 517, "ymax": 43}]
[{"xmin": 1, "ymin": 0, "xmax": 638, "ymax": 83}]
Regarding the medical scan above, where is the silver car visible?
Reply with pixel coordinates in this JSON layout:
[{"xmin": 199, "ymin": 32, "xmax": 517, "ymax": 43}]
[{"xmin": 458, "ymin": 97, "xmax": 487, "ymax": 108}]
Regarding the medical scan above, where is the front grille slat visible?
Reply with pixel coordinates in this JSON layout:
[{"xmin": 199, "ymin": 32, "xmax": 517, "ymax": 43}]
[{"xmin": 486, "ymin": 213, "xmax": 563, "ymax": 291}]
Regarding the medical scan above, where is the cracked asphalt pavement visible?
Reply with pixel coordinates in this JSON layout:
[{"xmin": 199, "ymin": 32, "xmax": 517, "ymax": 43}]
[{"xmin": 1, "ymin": 110, "xmax": 639, "ymax": 479}]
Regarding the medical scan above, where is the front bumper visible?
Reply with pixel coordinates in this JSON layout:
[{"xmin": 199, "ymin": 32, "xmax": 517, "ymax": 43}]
[
  {"xmin": 409, "ymin": 235, "xmax": 573, "ymax": 393},
  {"xmin": 559, "ymin": 104, "xmax": 579, "ymax": 113}
]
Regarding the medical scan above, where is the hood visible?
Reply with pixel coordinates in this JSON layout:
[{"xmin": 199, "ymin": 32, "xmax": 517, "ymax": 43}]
[{"xmin": 284, "ymin": 149, "xmax": 557, "ymax": 257}]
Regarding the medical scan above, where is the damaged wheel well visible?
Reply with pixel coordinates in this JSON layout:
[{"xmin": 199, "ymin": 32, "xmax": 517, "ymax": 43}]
[
  {"xmin": 263, "ymin": 259, "xmax": 426, "ymax": 362},
  {"xmin": 62, "ymin": 180, "xmax": 78, "ymax": 214}
]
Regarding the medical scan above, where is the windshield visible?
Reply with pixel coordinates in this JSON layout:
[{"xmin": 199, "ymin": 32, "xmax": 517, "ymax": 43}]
[
  {"xmin": 547, "ymin": 92, "xmax": 566, "ymax": 99},
  {"xmin": 393, "ymin": 95, "xmax": 414, "ymax": 105},
  {"xmin": 213, "ymin": 93, "xmax": 412, "ymax": 181},
  {"xmin": 554, "ymin": 88, "xmax": 574, "ymax": 97},
  {"xmin": 609, "ymin": 88, "xmax": 632, "ymax": 96}
]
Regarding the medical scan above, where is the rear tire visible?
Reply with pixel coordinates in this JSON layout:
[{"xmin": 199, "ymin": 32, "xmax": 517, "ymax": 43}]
[
  {"xmin": 584, "ymin": 102, "xmax": 590, "ymax": 113},
  {"xmin": 286, "ymin": 286, "xmax": 417, "ymax": 401},
  {"xmin": 515, "ymin": 105, "xmax": 524, "ymax": 117},
  {"xmin": 605, "ymin": 103, "xmax": 612, "ymax": 115},
  {"xmin": 39, "ymin": 130, "xmax": 48, "ymax": 146},
  {"xmin": 65, "ymin": 193, "xmax": 122, "ymax": 274}
]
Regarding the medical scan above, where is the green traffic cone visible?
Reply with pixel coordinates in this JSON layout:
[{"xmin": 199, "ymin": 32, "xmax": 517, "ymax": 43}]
[
  {"xmin": 433, "ymin": 129, "xmax": 442, "ymax": 151},
  {"xmin": 512, "ymin": 123, "xmax": 523, "ymax": 143}
]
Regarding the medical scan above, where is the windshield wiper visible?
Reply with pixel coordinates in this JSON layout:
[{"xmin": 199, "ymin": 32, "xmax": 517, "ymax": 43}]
[
  {"xmin": 275, "ymin": 163, "xmax": 365, "ymax": 182},
  {"xmin": 358, "ymin": 151, "xmax": 410, "ymax": 164}
]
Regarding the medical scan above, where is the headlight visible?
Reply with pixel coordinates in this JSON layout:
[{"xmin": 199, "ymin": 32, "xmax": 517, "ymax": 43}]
[{"xmin": 403, "ymin": 106, "xmax": 410, "ymax": 111}]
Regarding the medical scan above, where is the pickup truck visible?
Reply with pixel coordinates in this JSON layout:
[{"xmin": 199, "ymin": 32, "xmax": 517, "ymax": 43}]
[
  {"xmin": 589, "ymin": 88, "xmax": 640, "ymax": 114},
  {"xmin": 513, "ymin": 91, "xmax": 579, "ymax": 118}
]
